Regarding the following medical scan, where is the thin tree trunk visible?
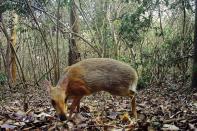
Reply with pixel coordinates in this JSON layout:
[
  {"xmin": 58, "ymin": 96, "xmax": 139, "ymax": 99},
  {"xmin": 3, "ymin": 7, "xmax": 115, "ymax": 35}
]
[
  {"xmin": 0, "ymin": 54, "xmax": 1, "ymax": 71},
  {"xmin": 27, "ymin": 42, "xmax": 38, "ymax": 85},
  {"xmin": 182, "ymin": 0, "xmax": 186, "ymax": 37},
  {"xmin": 158, "ymin": 4, "xmax": 164, "ymax": 40},
  {"xmin": 0, "ymin": 13, "xmax": 12, "ymax": 87},
  {"xmin": 106, "ymin": 4, "xmax": 118, "ymax": 59},
  {"xmin": 68, "ymin": 0, "xmax": 81, "ymax": 65},
  {"xmin": 0, "ymin": 43, "xmax": 7, "ymax": 75},
  {"xmin": 192, "ymin": 0, "xmax": 197, "ymax": 89},
  {"xmin": 10, "ymin": 11, "xmax": 18, "ymax": 84},
  {"xmin": 54, "ymin": 0, "xmax": 60, "ymax": 84},
  {"xmin": 182, "ymin": 0, "xmax": 187, "ymax": 84}
]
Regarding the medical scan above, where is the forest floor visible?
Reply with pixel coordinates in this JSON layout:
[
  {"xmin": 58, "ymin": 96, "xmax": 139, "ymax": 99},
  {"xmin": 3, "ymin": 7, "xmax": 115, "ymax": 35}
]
[{"xmin": 0, "ymin": 82, "xmax": 197, "ymax": 130}]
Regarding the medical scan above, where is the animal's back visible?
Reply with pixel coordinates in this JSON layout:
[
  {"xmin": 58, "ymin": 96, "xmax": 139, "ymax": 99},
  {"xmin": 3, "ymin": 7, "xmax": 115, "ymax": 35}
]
[{"xmin": 67, "ymin": 58, "xmax": 138, "ymax": 96}]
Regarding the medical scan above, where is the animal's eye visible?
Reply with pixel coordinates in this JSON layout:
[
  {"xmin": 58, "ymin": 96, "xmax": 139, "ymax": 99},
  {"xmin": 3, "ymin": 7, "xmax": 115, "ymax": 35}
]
[{"xmin": 51, "ymin": 100, "xmax": 56, "ymax": 106}]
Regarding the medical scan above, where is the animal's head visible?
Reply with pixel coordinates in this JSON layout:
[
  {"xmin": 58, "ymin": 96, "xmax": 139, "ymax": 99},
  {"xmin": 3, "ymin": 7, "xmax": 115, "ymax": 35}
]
[{"xmin": 44, "ymin": 78, "xmax": 69, "ymax": 121}]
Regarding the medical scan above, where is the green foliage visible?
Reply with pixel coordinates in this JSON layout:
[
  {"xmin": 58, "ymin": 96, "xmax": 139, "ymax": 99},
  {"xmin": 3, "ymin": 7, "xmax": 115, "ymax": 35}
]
[
  {"xmin": 0, "ymin": 0, "xmax": 47, "ymax": 15},
  {"xmin": 118, "ymin": 55, "xmax": 131, "ymax": 63},
  {"xmin": 137, "ymin": 75, "xmax": 150, "ymax": 90},
  {"xmin": 63, "ymin": 0, "xmax": 71, "ymax": 6},
  {"xmin": 119, "ymin": 5, "xmax": 152, "ymax": 43},
  {"xmin": 170, "ymin": 0, "xmax": 194, "ymax": 11},
  {"xmin": 0, "ymin": 1, "xmax": 20, "ymax": 13},
  {"xmin": 0, "ymin": 73, "xmax": 7, "ymax": 85}
]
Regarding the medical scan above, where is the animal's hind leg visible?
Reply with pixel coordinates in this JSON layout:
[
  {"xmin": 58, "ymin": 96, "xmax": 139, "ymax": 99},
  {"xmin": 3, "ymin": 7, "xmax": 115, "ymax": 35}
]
[{"xmin": 129, "ymin": 90, "xmax": 137, "ymax": 119}]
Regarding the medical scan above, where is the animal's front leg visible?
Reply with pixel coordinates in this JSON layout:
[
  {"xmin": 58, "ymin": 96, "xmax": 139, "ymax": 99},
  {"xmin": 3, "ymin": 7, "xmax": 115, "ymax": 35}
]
[
  {"xmin": 69, "ymin": 96, "xmax": 82, "ymax": 118},
  {"xmin": 76, "ymin": 101, "xmax": 80, "ymax": 113}
]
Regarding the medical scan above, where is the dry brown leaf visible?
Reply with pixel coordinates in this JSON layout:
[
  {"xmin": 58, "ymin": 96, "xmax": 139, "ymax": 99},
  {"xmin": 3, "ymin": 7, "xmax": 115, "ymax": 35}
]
[{"xmin": 162, "ymin": 124, "xmax": 179, "ymax": 131}]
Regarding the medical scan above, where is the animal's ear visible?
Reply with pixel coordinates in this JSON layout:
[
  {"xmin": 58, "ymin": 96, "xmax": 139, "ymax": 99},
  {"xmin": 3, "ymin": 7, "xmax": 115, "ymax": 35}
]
[
  {"xmin": 43, "ymin": 80, "xmax": 52, "ymax": 93},
  {"xmin": 60, "ymin": 77, "xmax": 69, "ymax": 90}
]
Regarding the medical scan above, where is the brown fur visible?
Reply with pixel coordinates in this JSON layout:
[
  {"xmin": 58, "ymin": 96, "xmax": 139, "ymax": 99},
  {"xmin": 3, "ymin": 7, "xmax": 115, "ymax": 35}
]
[{"xmin": 46, "ymin": 58, "xmax": 138, "ymax": 120}]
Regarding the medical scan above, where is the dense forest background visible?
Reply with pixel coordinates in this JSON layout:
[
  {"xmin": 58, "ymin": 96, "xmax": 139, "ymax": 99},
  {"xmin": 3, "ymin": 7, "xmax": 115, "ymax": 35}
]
[
  {"xmin": 0, "ymin": 0, "xmax": 197, "ymax": 130},
  {"xmin": 0, "ymin": 0, "xmax": 195, "ymax": 87}
]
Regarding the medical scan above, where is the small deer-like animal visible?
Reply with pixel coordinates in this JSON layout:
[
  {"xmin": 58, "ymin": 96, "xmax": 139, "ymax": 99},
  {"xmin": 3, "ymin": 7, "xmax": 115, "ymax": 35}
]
[{"xmin": 45, "ymin": 58, "xmax": 138, "ymax": 121}]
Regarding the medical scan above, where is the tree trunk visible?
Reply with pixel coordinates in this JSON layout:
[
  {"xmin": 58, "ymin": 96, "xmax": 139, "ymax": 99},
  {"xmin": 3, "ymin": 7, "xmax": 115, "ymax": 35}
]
[
  {"xmin": 158, "ymin": 3, "xmax": 164, "ymax": 40},
  {"xmin": 192, "ymin": 0, "xmax": 197, "ymax": 88},
  {"xmin": 10, "ymin": 11, "xmax": 18, "ymax": 84},
  {"xmin": 54, "ymin": 0, "xmax": 60, "ymax": 84},
  {"xmin": 68, "ymin": 0, "xmax": 81, "ymax": 66},
  {"xmin": 0, "ymin": 53, "xmax": 1, "ymax": 71},
  {"xmin": 0, "ymin": 13, "xmax": 12, "ymax": 87},
  {"xmin": 27, "ymin": 42, "xmax": 38, "ymax": 85}
]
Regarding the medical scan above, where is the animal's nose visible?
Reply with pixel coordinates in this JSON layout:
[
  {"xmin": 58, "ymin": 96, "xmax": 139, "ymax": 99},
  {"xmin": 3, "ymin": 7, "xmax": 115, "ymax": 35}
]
[{"xmin": 59, "ymin": 114, "xmax": 67, "ymax": 121}]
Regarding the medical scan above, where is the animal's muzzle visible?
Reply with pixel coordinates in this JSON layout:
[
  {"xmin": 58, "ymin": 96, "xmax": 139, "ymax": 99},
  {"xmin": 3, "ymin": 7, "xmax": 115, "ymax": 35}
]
[{"xmin": 59, "ymin": 114, "xmax": 67, "ymax": 121}]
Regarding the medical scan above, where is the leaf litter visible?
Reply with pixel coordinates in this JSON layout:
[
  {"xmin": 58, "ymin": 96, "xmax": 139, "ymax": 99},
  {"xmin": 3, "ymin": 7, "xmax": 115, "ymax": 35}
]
[{"xmin": 0, "ymin": 83, "xmax": 196, "ymax": 130}]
